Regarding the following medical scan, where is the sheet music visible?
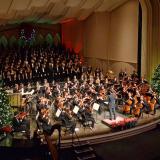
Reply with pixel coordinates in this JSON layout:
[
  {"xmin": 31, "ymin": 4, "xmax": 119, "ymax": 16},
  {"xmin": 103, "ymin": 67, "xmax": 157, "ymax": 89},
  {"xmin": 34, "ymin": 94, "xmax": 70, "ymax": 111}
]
[
  {"xmin": 93, "ymin": 103, "xmax": 100, "ymax": 111},
  {"xmin": 104, "ymin": 101, "xmax": 109, "ymax": 105},
  {"xmin": 22, "ymin": 89, "xmax": 34, "ymax": 95},
  {"xmin": 73, "ymin": 105, "xmax": 79, "ymax": 114},
  {"xmin": 55, "ymin": 109, "xmax": 61, "ymax": 117}
]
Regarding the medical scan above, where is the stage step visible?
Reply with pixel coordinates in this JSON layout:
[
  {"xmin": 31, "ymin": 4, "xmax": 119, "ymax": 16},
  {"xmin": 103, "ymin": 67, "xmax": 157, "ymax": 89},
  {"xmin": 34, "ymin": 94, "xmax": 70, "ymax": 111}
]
[
  {"xmin": 0, "ymin": 134, "xmax": 6, "ymax": 142},
  {"xmin": 73, "ymin": 141, "xmax": 90, "ymax": 148},
  {"xmin": 76, "ymin": 153, "xmax": 97, "ymax": 160},
  {"xmin": 157, "ymin": 123, "xmax": 160, "ymax": 128},
  {"xmin": 74, "ymin": 146, "xmax": 94, "ymax": 154},
  {"xmin": 73, "ymin": 141, "xmax": 97, "ymax": 160}
]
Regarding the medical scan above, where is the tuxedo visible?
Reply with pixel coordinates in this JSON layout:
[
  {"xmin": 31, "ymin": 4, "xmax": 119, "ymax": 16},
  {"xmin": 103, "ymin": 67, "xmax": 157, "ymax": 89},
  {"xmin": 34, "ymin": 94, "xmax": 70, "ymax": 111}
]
[
  {"xmin": 32, "ymin": 68, "xmax": 40, "ymax": 82},
  {"xmin": 54, "ymin": 66, "xmax": 60, "ymax": 81}
]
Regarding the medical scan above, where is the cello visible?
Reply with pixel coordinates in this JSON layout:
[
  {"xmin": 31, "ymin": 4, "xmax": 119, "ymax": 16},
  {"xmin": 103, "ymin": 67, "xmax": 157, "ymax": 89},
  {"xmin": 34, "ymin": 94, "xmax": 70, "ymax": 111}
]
[
  {"xmin": 132, "ymin": 96, "xmax": 143, "ymax": 117},
  {"xmin": 123, "ymin": 92, "xmax": 133, "ymax": 114}
]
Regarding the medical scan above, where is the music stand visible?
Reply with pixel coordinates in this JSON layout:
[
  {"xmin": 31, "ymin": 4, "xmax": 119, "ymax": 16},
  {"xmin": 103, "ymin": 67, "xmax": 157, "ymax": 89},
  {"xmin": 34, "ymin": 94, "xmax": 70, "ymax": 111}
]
[
  {"xmin": 103, "ymin": 101, "xmax": 109, "ymax": 118},
  {"xmin": 93, "ymin": 103, "xmax": 100, "ymax": 121},
  {"xmin": 55, "ymin": 109, "xmax": 61, "ymax": 118},
  {"xmin": 73, "ymin": 105, "xmax": 79, "ymax": 114},
  {"xmin": 104, "ymin": 101, "xmax": 109, "ymax": 105}
]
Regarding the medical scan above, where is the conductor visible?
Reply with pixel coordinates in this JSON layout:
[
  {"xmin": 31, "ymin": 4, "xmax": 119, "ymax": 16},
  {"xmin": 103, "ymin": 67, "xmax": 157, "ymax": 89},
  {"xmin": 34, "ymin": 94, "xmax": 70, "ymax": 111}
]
[{"xmin": 107, "ymin": 90, "xmax": 117, "ymax": 120}]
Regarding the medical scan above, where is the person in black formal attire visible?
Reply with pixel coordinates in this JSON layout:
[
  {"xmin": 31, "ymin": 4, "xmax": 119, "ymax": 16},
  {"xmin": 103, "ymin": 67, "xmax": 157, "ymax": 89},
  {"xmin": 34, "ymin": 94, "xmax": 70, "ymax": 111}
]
[
  {"xmin": 12, "ymin": 112, "xmax": 30, "ymax": 137},
  {"xmin": 48, "ymin": 61, "xmax": 54, "ymax": 82},
  {"xmin": 13, "ymin": 84, "xmax": 20, "ymax": 93},
  {"xmin": 32, "ymin": 66, "xmax": 39, "ymax": 82},
  {"xmin": 60, "ymin": 109, "xmax": 76, "ymax": 133},
  {"xmin": 54, "ymin": 64, "xmax": 60, "ymax": 82}
]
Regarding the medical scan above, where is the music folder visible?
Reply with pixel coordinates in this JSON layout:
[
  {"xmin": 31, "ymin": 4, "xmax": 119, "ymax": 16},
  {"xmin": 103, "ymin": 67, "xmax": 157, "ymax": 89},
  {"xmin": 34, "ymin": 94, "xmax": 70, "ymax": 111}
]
[
  {"xmin": 73, "ymin": 105, "xmax": 79, "ymax": 114},
  {"xmin": 55, "ymin": 109, "xmax": 61, "ymax": 117},
  {"xmin": 93, "ymin": 103, "xmax": 100, "ymax": 111}
]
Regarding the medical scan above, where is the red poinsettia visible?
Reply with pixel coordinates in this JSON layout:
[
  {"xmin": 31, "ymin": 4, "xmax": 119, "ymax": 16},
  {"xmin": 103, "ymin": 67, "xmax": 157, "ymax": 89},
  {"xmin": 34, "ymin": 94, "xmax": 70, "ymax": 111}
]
[{"xmin": 1, "ymin": 125, "xmax": 13, "ymax": 133}]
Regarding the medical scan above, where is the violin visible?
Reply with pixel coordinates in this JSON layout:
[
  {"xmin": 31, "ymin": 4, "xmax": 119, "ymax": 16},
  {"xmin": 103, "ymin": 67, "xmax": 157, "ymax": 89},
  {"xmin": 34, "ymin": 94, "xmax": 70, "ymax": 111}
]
[
  {"xmin": 40, "ymin": 97, "xmax": 50, "ymax": 105},
  {"xmin": 40, "ymin": 108, "xmax": 51, "ymax": 124},
  {"xmin": 64, "ymin": 107, "xmax": 73, "ymax": 119},
  {"xmin": 139, "ymin": 83, "xmax": 150, "ymax": 95},
  {"xmin": 41, "ymin": 108, "xmax": 49, "ymax": 115},
  {"xmin": 99, "ymin": 88, "xmax": 106, "ymax": 100},
  {"xmin": 16, "ymin": 112, "xmax": 28, "ymax": 121}
]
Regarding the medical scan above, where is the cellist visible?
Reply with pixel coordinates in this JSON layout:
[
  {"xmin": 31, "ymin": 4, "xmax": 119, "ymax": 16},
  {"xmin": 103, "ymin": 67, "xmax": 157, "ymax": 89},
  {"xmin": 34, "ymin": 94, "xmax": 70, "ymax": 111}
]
[
  {"xmin": 123, "ymin": 92, "xmax": 134, "ymax": 114},
  {"xmin": 133, "ymin": 96, "xmax": 143, "ymax": 117},
  {"xmin": 148, "ymin": 92, "xmax": 157, "ymax": 114}
]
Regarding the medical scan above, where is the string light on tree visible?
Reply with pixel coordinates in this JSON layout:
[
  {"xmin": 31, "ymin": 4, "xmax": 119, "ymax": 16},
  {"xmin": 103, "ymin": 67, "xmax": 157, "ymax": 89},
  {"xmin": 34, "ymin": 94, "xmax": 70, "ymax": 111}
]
[
  {"xmin": 151, "ymin": 64, "xmax": 160, "ymax": 94},
  {"xmin": 0, "ymin": 89, "xmax": 12, "ymax": 129}
]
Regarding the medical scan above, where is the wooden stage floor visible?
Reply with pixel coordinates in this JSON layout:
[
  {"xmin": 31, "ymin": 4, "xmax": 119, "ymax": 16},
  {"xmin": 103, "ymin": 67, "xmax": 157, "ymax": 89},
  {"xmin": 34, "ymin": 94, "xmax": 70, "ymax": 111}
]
[
  {"xmin": 12, "ymin": 109, "xmax": 160, "ymax": 145},
  {"xmin": 45, "ymin": 109, "xmax": 160, "ymax": 142}
]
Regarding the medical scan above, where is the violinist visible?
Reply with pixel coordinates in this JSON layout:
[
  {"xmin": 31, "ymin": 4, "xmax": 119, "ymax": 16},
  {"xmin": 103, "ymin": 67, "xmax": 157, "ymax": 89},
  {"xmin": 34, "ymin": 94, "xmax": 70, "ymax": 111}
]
[
  {"xmin": 37, "ymin": 108, "xmax": 55, "ymax": 135},
  {"xmin": 77, "ymin": 98, "xmax": 95, "ymax": 129},
  {"xmin": 45, "ymin": 85, "xmax": 52, "ymax": 99},
  {"xmin": 13, "ymin": 83, "xmax": 20, "ymax": 93},
  {"xmin": 77, "ymin": 99, "xmax": 85, "ymax": 122},
  {"xmin": 83, "ymin": 102, "xmax": 95, "ymax": 129},
  {"xmin": 60, "ymin": 107, "xmax": 76, "ymax": 133},
  {"xmin": 149, "ymin": 92, "xmax": 157, "ymax": 115},
  {"xmin": 36, "ymin": 97, "xmax": 48, "ymax": 112},
  {"xmin": 97, "ymin": 86, "xmax": 107, "ymax": 111},
  {"xmin": 38, "ymin": 108, "xmax": 50, "ymax": 124},
  {"xmin": 12, "ymin": 112, "xmax": 30, "ymax": 136}
]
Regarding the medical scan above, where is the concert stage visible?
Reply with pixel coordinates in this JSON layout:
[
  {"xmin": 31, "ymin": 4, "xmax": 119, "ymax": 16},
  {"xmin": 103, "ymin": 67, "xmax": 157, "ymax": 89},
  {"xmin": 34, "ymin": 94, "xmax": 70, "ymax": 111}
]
[
  {"xmin": 3, "ymin": 109, "xmax": 160, "ymax": 149},
  {"xmin": 48, "ymin": 110, "xmax": 160, "ymax": 148}
]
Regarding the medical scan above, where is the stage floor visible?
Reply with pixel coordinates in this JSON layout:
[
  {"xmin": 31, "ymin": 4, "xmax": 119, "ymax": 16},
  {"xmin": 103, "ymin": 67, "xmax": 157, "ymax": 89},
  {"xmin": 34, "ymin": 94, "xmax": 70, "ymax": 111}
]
[
  {"xmin": 48, "ymin": 109, "xmax": 160, "ymax": 142},
  {"xmin": 12, "ymin": 109, "xmax": 160, "ymax": 144}
]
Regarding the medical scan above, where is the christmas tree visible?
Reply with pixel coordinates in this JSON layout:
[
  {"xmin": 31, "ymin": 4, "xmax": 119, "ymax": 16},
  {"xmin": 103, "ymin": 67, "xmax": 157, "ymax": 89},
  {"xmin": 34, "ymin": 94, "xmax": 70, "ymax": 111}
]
[
  {"xmin": 0, "ymin": 89, "xmax": 12, "ymax": 129},
  {"xmin": 151, "ymin": 64, "xmax": 160, "ymax": 94}
]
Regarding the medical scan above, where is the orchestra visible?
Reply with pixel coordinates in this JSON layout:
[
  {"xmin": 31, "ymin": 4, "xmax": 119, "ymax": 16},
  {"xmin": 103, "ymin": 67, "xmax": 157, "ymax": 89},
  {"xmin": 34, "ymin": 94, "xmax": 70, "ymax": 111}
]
[{"xmin": 1, "ymin": 47, "xmax": 160, "ymax": 136}]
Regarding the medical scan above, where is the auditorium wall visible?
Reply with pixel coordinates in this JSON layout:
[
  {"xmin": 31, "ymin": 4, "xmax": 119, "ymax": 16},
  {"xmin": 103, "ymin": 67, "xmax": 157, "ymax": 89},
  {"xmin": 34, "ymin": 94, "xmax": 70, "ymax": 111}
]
[
  {"xmin": 84, "ymin": 0, "xmax": 139, "ymax": 75},
  {"xmin": 0, "ymin": 25, "xmax": 20, "ymax": 38},
  {"xmin": 139, "ymin": 0, "xmax": 160, "ymax": 81},
  {"xmin": 61, "ymin": 19, "xmax": 84, "ymax": 56},
  {"xmin": 61, "ymin": 0, "xmax": 160, "ymax": 81},
  {"xmin": 83, "ymin": 12, "xmax": 110, "ymax": 71}
]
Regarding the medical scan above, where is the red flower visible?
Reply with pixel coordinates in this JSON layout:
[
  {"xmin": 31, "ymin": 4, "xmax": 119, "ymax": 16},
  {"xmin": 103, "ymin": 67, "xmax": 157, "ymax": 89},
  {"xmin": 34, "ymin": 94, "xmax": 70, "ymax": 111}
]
[{"xmin": 1, "ymin": 125, "xmax": 13, "ymax": 133}]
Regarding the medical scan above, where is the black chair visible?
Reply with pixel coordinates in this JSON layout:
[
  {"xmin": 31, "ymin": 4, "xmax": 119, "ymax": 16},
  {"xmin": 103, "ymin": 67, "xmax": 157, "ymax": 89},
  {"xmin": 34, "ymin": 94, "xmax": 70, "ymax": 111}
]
[{"xmin": 61, "ymin": 117, "xmax": 76, "ymax": 134}]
